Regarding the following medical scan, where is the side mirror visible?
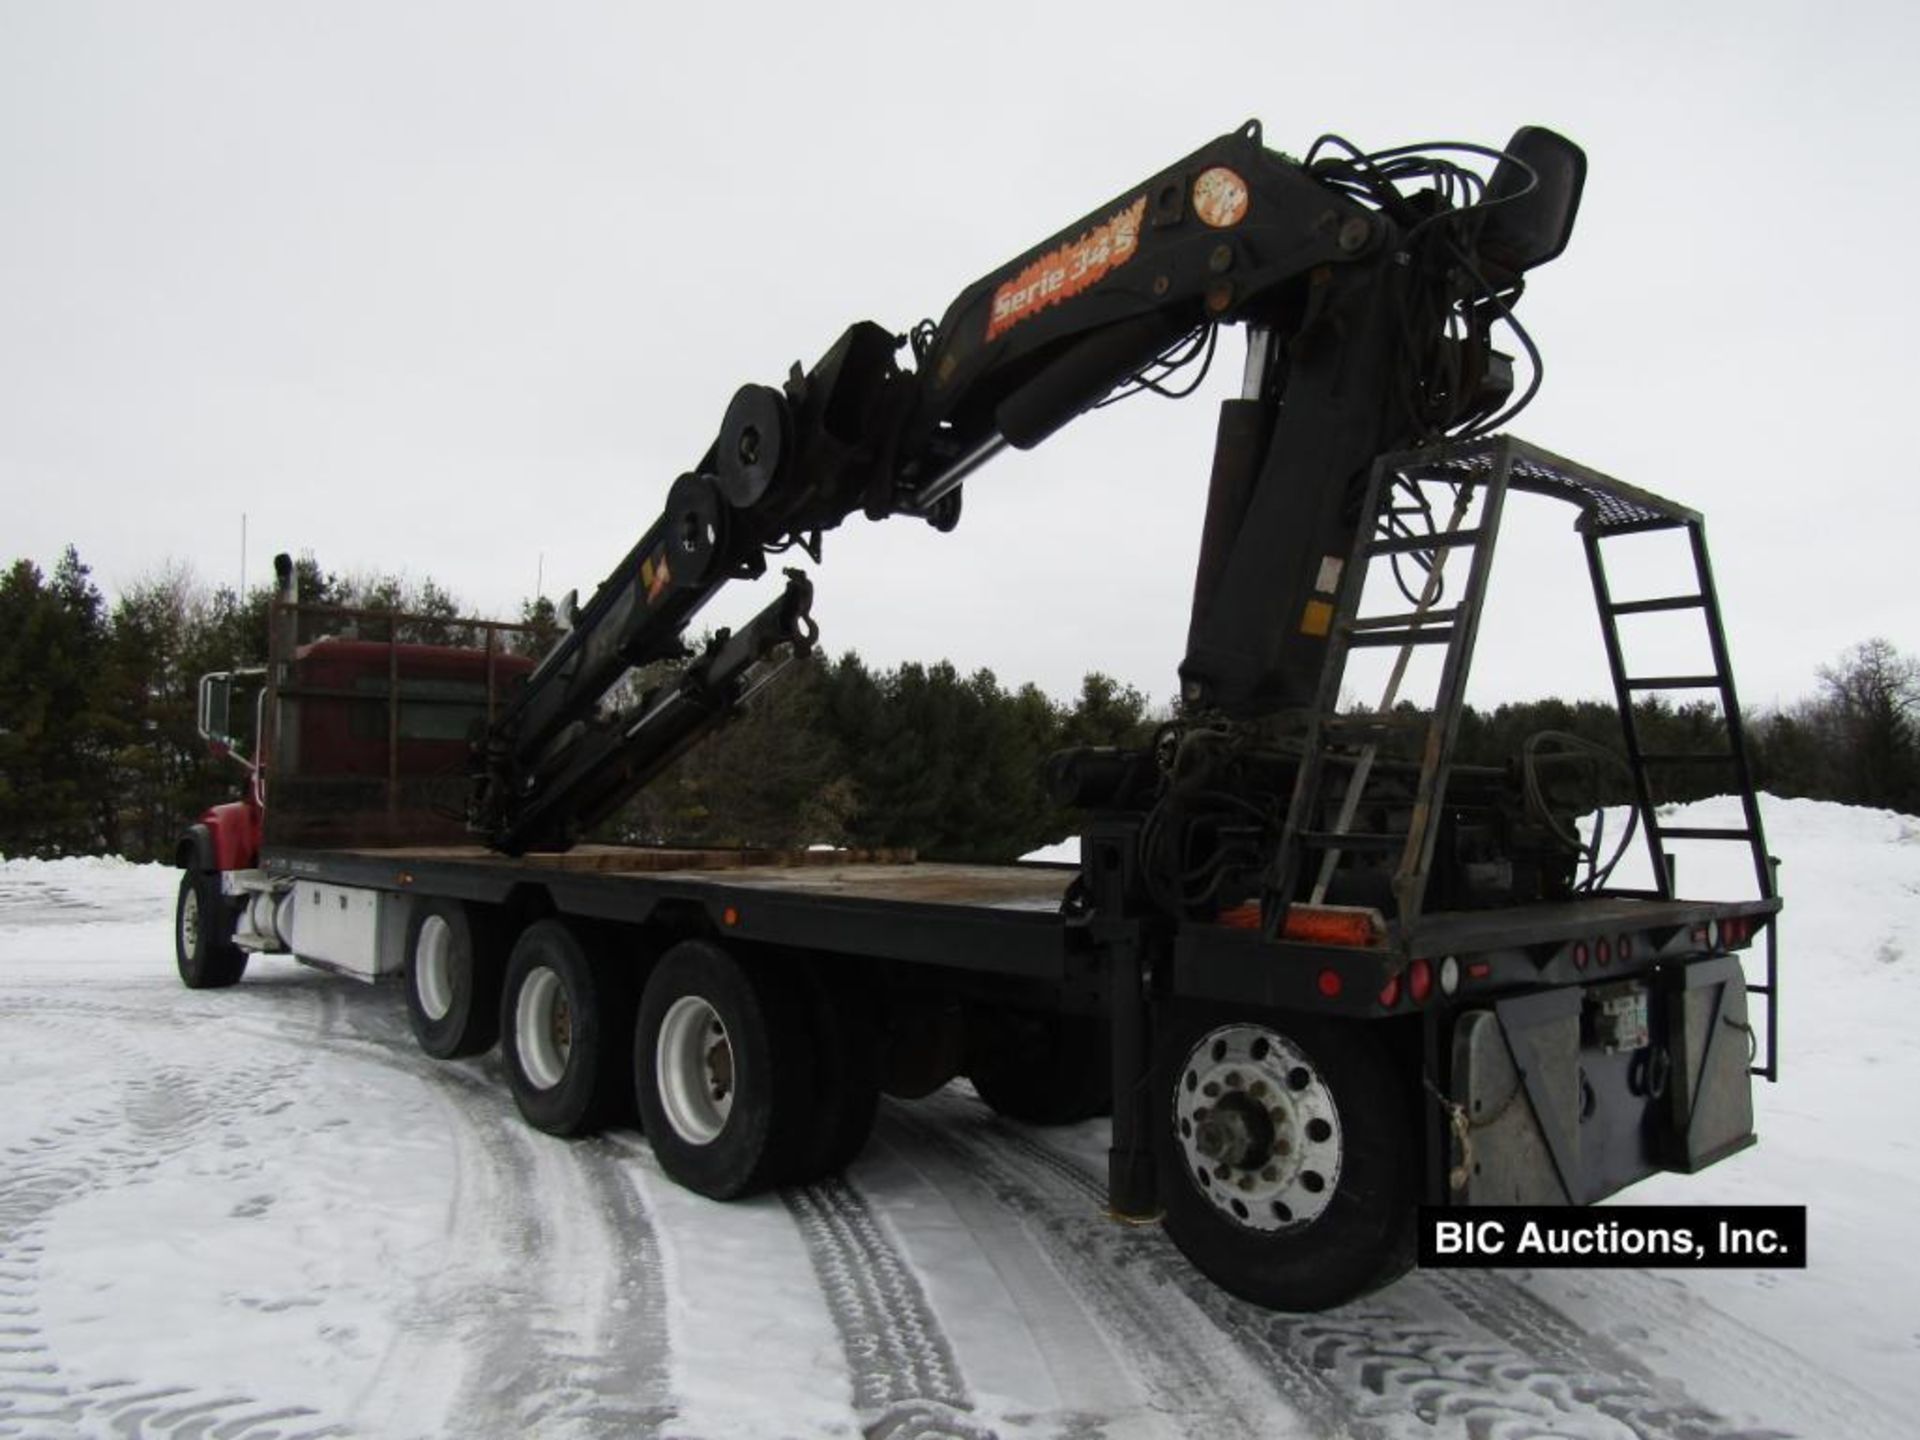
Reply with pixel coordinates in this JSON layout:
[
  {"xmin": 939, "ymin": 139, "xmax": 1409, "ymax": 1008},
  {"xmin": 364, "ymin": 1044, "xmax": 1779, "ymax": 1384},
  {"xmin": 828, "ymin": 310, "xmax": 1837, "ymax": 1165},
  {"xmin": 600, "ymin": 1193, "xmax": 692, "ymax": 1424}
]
[
  {"xmin": 1480, "ymin": 126, "xmax": 1587, "ymax": 272},
  {"xmin": 199, "ymin": 672, "xmax": 233, "ymax": 745},
  {"xmin": 197, "ymin": 671, "xmax": 252, "ymax": 768}
]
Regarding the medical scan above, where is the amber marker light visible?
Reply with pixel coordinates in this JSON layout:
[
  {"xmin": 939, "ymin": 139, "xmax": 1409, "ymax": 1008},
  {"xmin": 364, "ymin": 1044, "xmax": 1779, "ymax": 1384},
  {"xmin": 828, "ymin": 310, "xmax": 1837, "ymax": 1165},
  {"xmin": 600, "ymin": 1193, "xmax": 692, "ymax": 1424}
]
[{"xmin": 1213, "ymin": 902, "xmax": 1384, "ymax": 946}]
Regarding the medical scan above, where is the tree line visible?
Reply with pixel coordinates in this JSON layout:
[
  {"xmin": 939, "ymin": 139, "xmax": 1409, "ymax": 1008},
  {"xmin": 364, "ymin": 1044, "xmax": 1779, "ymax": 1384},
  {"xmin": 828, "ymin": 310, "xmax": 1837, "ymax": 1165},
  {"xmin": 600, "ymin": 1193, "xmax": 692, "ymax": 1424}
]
[{"xmin": 2, "ymin": 545, "xmax": 1915, "ymax": 862}]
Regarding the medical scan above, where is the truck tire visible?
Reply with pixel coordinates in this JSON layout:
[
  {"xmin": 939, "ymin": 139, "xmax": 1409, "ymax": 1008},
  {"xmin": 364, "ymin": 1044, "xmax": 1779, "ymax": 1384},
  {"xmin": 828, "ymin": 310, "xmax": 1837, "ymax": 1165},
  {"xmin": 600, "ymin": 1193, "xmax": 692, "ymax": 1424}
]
[
  {"xmin": 404, "ymin": 899, "xmax": 505, "ymax": 1059},
  {"xmin": 634, "ymin": 938, "xmax": 817, "ymax": 1199},
  {"xmin": 790, "ymin": 962, "xmax": 880, "ymax": 1183},
  {"xmin": 175, "ymin": 869, "xmax": 247, "ymax": 990},
  {"xmin": 966, "ymin": 1006, "xmax": 1111, "ymax": 1126},
  {"xmin": 500, "ymin": 919, "xmax": 636, "ymax": 1137},
  {"xmin": 1154, "ymin": 1006, "xmax": 1416, "ymax": 1312}
]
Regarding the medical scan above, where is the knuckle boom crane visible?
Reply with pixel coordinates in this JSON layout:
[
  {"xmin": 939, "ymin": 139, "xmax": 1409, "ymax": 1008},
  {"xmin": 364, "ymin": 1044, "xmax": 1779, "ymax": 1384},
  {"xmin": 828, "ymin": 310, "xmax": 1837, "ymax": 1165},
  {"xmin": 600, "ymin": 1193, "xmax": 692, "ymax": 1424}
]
[{"xmin": 473, "ymin": 119, "xmax": 1586, "ymax": 889}]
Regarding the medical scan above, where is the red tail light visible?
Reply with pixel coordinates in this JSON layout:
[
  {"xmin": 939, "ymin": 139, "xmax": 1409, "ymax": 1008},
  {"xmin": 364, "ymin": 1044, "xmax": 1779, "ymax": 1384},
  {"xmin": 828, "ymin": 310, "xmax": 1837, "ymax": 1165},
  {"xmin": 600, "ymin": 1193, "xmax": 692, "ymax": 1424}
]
[
  {"xmin": 1317, "ymin": 968, "xmax": 1344, "ymax": 999},
  {"xmin": 1596, "ymin": 938, "xmax": 1613, "ymax": 967},
  {"xmin": 1378, "ymin": 972, "xmax": 1403, "ymax": 1008},
  {"xmin": 1572, "ymin": 941, "xmax": 1590, "ymax": 971},
  {"xmin": 1408, "ymin": 958, "xmax": 1434, "ymax": 1005}
]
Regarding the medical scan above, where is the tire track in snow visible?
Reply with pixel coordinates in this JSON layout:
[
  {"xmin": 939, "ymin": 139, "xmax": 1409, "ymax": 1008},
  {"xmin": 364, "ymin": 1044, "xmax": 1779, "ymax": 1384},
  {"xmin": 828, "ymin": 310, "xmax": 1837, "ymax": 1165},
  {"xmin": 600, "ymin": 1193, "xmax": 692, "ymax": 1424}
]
[
  {"xmin": 916, "ymin": 1089, "xmax": 1795, "ymax": 1440},
  {"xmin": 317, "ymin": 982, "xmax": 676, "ymax": 1439},
  {"xmin": 5, "ymin": 979, "xmax": 677, "ymax": 1438},
  {"xmin": 1432, "ymin": 1267, "xmax": 1897, "ymax": 1440},
  {"xmin": 862, "ymin": 1127, "xmax": 1142, "ymax": 1437},
  {"xmin": 881, "ymin": 1099, "xmax": 1283, "ymax": 1440},
  {"xmin": 781, "ymin": 1178, "xmax": 996, "ymax": 1440},
  {"xmin": 0, "ymin": 1004, "xmax": 349, "ymax": 1439}
]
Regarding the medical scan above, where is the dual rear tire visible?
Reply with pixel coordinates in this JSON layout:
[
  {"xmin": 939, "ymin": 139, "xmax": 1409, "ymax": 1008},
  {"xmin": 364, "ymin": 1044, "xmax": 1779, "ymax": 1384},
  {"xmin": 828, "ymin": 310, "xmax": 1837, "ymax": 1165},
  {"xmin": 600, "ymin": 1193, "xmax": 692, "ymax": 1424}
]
[
  {"xmin": 404, "ymin": 900, "xmax": 507, "ymax": 1059},
  {"xmin": 633, "ymin": 939, "xmax": 880, "ymax": 1195},
  {"xmin": 475, "ymin": 922, "xmax": 875, "ymax": 1194},
  {"xmin": 498, "ymin": 919, "xmax": 641, "ymax": 1136}
]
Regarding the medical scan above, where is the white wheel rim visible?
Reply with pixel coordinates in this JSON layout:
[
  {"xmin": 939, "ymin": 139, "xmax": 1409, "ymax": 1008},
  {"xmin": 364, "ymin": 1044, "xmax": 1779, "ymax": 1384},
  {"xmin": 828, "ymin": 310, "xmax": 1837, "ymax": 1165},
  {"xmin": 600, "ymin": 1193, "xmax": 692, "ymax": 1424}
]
[
  {"xmin": 415, "ymin": 914, "xmax": 455, "ymax": 1022},
  {"xmin": 180, "ymin": 885, "xmax": 201, "ymax": 953},
  {"xmin": 656, "ymin": 995, "xmax": 734, "ymax": 1145},
  {"xmin": 515, "ymin": 966, "xmax": 572, "ymax": 1090},
  {"xmin": 1173, "ymin": 1024, "xmax": 1343, "ymax": 1233}
]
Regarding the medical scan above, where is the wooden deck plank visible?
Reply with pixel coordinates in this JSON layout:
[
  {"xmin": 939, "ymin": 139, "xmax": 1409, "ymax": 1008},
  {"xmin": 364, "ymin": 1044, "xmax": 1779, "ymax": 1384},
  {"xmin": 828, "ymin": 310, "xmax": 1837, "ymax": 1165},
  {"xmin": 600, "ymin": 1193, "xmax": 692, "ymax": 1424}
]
[{"xmin": 347, "ymin": 843, "xmax": 917, "ymax": 873}]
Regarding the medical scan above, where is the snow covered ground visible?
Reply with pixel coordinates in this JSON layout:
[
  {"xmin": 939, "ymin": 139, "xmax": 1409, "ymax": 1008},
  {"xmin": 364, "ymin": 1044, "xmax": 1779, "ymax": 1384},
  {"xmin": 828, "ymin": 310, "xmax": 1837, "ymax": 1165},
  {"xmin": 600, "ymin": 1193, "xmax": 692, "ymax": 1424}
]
[{"xmin": 1, "ymin": 797, "xmax": 1914, "ymax": 1439}]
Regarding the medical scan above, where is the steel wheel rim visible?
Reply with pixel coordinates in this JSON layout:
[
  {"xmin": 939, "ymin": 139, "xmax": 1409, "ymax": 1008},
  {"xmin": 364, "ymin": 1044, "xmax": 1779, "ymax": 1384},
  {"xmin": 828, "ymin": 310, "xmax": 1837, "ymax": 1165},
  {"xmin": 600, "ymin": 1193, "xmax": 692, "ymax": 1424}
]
[
  {"xmin": 1173, "ymin": 1024, "xmax": 1343, "ymax": 1233},
  {"xmin": 516, "ymin": 966, "xmax": 572, "ymax": 1090},
  {"xmin": 656, "ymin": 994, "xmax": 734, "ymax": 1145},
  {"xmin": 180, "ymin": 884, "xmax": 201, "ymax": 954},
  {"xmin": 415, "ymin": 914, "xmax": 455, "ymax": 1021}
]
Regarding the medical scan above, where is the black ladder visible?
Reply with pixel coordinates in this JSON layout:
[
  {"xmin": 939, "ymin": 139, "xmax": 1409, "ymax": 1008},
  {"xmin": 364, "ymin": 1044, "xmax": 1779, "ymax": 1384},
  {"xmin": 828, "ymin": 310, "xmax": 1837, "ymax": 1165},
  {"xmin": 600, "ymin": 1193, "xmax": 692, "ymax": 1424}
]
[
  {"xmin": 1268, "ymin": 439, "xmax": 1512, "ymax": 935},
  {"xmin": 1584, "ymin": 501, "xmax": 1779, "ymax": 1080},
  {"xmin": 1264, "ymin": 435, "xmax": 1780, "ymax": 1080}
]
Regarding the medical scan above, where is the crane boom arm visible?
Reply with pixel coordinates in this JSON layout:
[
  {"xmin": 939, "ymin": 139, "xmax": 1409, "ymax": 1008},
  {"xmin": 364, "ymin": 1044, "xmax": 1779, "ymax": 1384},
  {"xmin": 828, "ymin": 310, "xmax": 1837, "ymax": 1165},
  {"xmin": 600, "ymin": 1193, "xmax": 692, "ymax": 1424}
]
[{"xmin": 473, "ymin": 120, "xmax": 1584, "ymax": 853}]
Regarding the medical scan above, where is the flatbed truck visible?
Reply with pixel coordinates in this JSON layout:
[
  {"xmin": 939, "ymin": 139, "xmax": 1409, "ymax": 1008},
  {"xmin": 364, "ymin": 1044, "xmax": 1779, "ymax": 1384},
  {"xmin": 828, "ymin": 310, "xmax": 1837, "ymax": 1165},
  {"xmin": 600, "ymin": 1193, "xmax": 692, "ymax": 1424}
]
[{"xmin": 173, "ymin": 121, "xmax": 1781, "ymax": 1312}]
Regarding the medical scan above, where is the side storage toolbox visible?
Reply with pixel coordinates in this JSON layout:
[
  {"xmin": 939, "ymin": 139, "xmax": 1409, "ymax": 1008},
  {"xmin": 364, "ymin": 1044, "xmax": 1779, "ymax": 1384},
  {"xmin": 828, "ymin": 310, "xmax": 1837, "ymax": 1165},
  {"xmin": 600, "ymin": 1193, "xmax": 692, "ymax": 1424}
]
[{"xmin": 292, "ymin": 882, "xmax": 413, "ymax": 980}]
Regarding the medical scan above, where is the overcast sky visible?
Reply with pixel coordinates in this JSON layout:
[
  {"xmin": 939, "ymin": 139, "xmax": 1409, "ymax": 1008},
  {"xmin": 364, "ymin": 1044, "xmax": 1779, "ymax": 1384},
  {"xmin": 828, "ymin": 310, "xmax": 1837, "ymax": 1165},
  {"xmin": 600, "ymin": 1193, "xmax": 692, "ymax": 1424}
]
[{"xmin": 4, "ymin": 1, "xmax": 1915, "ymax": 714}]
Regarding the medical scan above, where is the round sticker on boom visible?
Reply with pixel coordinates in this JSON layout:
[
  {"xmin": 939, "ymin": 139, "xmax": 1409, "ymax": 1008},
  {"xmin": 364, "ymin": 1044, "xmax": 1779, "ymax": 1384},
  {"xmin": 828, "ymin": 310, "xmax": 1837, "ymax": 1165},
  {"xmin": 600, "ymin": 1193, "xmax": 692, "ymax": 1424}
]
[{"xmin": 1192, "ymin": 166, "xmax": 1250, "ymax": 228}]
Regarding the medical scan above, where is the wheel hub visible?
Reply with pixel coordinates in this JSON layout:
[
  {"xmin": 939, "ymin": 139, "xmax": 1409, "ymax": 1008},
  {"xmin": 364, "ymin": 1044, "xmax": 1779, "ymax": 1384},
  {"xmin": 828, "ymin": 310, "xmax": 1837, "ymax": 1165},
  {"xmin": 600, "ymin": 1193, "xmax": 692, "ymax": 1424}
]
[
  {"xmin": 657, "ymin": 995, "xmax": 735, "ymax": 1145},
  {"xmin": 1174, "ymin": 1024, "xmax": 1343, "ymax": 1233},
  {"xmin": 415, "ymin": 914, "xmax": 454, "ymax": 1022},
  {"xmin": 515, "ymin": 966, "xmax": 574, "ymax": 1091}
]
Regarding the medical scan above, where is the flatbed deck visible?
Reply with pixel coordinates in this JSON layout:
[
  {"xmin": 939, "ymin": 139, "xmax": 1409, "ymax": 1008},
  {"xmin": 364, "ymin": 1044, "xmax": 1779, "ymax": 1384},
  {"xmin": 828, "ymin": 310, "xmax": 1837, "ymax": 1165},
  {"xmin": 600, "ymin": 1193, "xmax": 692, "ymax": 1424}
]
[
  {"xmin": 304, "ymin": 845, "xmax": 1076, "ymax": 912},
  {"xmin": 266, "ymin": 839, "xmax": 1778, "ymax": 1019},
  {"xmin": 263, "ymin": 844, "xmax": 1082, "ymax": 981}
]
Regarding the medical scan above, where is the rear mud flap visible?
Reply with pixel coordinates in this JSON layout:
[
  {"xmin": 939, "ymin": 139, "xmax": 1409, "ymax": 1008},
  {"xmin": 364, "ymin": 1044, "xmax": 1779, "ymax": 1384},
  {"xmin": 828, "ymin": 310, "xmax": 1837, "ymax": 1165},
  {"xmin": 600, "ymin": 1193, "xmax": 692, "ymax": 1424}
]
[
  {"xmin": 1448, "ymin": 958, "xmax": 1757, "ymax": 1206},
  {"xmin": 1657, "ymin": 954, "xmax": 1757, "ymax": 1172}
]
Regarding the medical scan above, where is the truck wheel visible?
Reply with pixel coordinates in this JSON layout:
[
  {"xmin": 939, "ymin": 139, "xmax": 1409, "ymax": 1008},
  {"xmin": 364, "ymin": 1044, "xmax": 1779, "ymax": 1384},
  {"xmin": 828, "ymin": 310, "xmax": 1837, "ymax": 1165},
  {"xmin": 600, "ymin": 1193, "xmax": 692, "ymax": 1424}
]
[
  {"xmin": 790, "ymin": 962, "xmax": 880, "ymax": 1183},
  {"xmin": 634, "ymin": 938, "xmax": 817, "ymax": 1199},
  {"xmin": 500, "ymin": 919, "xmax": 635, "ymax": 1137},
  {"xmin": 175, "ymin": 870, "xmax": 247, "ymax": 990},
  {"xmin": 404, "ymin": 900, "xmax": 504, "ymax": 1059},
  {"xmin": 1155, "ymin": 1007, "xmax": 1416, "ymax": 1312},
  {"xmin": 966, "ymin": 1006, "xmax": 1111, "ymax": 1125}
]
